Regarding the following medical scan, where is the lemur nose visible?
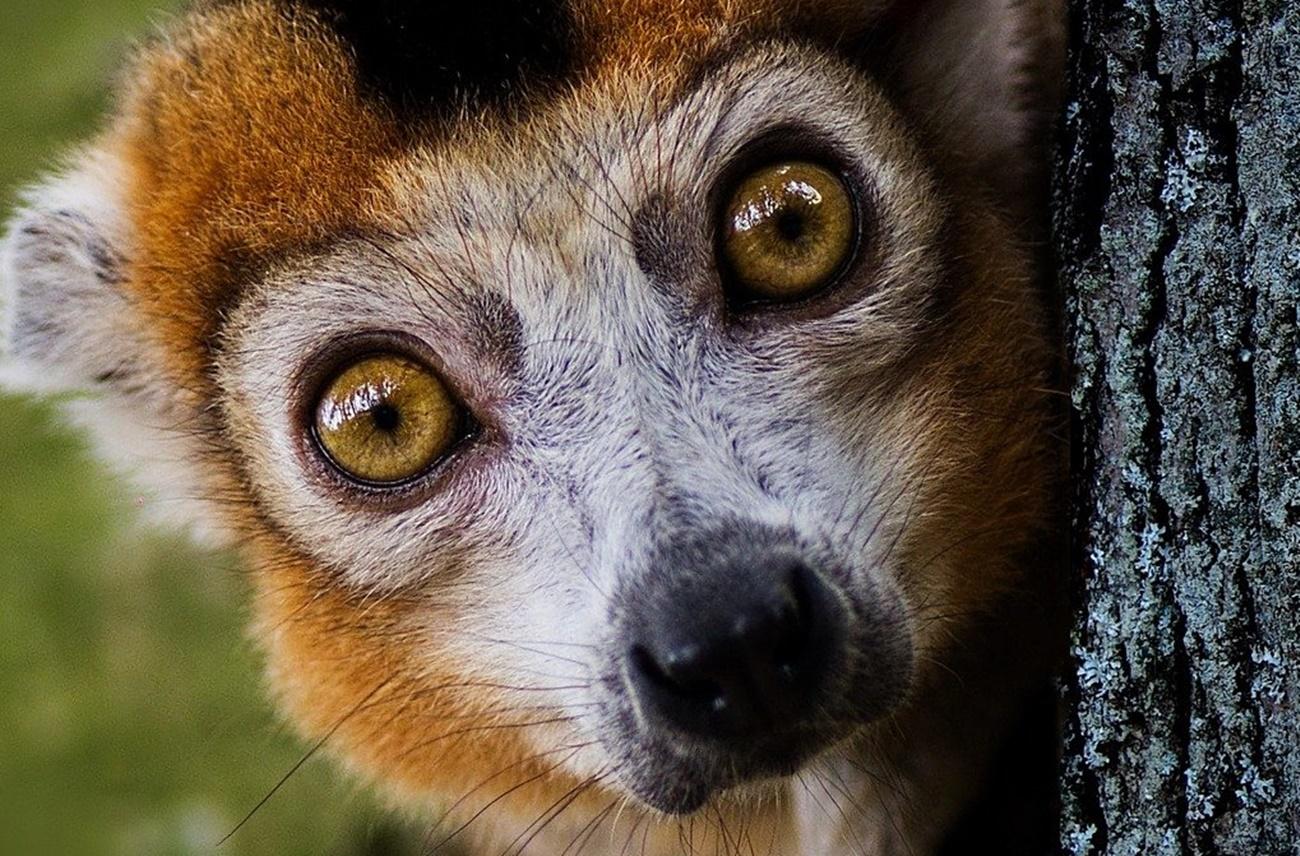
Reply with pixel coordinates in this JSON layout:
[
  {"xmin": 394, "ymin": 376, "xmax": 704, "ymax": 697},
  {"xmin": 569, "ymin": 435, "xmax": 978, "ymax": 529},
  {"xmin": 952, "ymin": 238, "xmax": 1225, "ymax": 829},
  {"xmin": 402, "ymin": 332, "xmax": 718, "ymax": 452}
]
[{"xmin": 627, "ymin": 560, "xmax": 840, "ymax": 742}]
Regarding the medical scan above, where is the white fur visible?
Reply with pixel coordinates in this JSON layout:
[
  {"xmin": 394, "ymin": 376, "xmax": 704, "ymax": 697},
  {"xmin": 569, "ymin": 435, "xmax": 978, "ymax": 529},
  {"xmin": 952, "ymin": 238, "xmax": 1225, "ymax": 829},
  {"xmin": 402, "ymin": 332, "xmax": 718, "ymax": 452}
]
[{"xmin": 0, "ymin": 151, "xmax": 231, "ymax": 545}]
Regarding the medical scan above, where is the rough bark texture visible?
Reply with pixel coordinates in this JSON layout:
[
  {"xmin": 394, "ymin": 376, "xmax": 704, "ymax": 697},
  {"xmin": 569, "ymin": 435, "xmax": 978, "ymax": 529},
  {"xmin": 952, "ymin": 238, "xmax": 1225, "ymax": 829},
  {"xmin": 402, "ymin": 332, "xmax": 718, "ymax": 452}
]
[{"xmin": 1057, "ymin": 0, "xmax": 1300, "ymax": 853}]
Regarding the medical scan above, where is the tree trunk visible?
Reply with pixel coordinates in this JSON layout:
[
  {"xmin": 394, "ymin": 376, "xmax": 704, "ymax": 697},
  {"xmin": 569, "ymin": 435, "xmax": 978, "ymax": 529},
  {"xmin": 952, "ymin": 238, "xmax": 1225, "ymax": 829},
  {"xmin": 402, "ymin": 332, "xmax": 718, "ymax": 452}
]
[{"xmin": 1057, "ymin": 0, "xmax": 1300, "ymax": 852}]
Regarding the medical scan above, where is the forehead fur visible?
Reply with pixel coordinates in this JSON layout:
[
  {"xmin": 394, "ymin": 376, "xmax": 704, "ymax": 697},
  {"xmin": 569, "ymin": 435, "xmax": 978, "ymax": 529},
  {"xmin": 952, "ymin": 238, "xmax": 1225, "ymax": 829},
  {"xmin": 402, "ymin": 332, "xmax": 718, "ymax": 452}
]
[
  {"xmin": 113, "ymin": 0, "xmax": 878, "ymax": 379},
  {"xmin": 120, "ymin": 2, "xmax": 406, "ymax": 380}
]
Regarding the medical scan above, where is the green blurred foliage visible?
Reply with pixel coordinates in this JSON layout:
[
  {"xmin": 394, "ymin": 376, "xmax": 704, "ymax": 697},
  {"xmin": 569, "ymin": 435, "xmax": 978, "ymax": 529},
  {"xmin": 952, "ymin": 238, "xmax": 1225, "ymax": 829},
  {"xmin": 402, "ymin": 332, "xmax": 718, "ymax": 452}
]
[{"xmin": 0, "ymin": 3, "xmax": 424, "ymax": 854}]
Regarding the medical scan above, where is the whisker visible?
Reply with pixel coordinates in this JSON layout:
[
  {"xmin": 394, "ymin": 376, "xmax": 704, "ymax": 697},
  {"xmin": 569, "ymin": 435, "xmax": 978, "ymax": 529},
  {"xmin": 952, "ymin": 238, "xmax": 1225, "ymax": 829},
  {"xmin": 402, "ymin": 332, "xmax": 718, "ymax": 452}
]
[
  {"xmin": 560, "ymin": 796, "xmax": 620, "ymax": 856},
  {"xmin": 811, "ymin": 769, "xmax": 871, "ymax": 856},
  {"xmin": 500, "ymin": 768, "xmax": 612, "ymax": 856},
  {"xmin": 426, "ymin": 743, "xmax": 592, "ymax": 853},
  {"xmin": 394, "ymin": 715, "xmax": 580, "ymax": 765},
  {"xmin": 216, "ymin": 677, "xmax": 393, "ymax": 847}
]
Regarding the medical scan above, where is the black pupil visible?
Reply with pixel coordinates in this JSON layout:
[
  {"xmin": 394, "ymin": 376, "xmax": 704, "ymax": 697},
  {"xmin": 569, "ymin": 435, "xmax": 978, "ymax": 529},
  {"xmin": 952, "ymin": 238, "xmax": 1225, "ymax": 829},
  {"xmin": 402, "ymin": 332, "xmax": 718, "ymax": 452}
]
[
  {"xmin": 775, "ymin": 208, "xmax": 806, "ymax": 242},
  {"xmin": 371, "ymin": 402, "xmax": 401, "ymax": 433}
]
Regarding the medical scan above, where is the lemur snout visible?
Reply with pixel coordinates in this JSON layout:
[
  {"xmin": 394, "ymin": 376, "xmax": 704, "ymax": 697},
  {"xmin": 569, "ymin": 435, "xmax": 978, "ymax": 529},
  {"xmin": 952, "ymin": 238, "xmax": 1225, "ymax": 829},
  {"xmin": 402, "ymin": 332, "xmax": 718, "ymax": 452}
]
[
  {"xmin": 625, "ymin": 545, "xmax": 845, "ymax": 746},
  {"xmin": 609, "ymin": 527, "xmax": 914, "ymax": 813}
]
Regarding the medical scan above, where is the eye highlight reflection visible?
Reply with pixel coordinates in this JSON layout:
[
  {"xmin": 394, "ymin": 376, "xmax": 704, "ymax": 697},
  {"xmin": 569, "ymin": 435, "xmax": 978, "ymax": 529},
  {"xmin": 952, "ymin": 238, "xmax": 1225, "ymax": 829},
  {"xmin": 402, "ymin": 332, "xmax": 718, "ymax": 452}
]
[
  {"xmin": 313, "ymin": 353, "xmax": 462, "ymax": 485},
  {"xmin": 720, "ymin": 161, "xmax": 856, "ymax": 302}
]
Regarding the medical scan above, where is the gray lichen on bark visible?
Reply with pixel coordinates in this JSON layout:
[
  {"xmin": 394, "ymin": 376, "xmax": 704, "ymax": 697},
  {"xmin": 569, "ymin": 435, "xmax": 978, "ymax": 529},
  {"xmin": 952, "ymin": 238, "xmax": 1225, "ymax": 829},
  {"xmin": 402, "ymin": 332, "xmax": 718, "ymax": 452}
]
[{"xmin": 1057, "ymin": 0, "xmax": 1300, "ymax": 853}]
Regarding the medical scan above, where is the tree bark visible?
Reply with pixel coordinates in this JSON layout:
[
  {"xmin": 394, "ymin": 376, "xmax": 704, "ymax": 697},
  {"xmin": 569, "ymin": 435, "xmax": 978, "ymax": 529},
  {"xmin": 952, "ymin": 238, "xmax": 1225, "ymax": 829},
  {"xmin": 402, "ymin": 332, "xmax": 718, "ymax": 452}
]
[{"xmin": 1057, "ymin": 0, "xmax": 1300, "ymax": 852}]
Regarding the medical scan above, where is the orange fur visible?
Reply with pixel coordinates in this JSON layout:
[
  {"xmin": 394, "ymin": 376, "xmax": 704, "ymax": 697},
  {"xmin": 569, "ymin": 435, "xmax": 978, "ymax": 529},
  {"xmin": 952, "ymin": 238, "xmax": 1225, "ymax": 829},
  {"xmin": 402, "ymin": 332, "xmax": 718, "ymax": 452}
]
[
  {"xmin": 578, "ymin": 0, "xmax": 780, "ymax": 69},
  {"xmin": 118, "ymin": 2, "xmax": 406, "ymax": 381},
  {"xmin": 247, "ymin": 530, "xmax": 573, "ymax": 810},
  {"xmin": 250, "ymin": 526, "xmax": 797, "ymax": 850}
]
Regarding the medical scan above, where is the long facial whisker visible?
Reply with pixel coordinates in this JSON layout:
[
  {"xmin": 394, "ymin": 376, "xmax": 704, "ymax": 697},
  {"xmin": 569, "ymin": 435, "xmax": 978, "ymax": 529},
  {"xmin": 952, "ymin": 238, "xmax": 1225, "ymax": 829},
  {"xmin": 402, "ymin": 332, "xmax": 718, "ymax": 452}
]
[
  {"xmin": 506, "ymin": 637, "xmax": 601, "ymax": 651},
  {"xmin": 499, "ymin": 768, "xmax": 614, "ymax": 856},
  {"xmin": 615, "ymin": 804, "xmax": 650, "ymax": 856},
  {"xmin": 529, "ymin": 466, "xmax": 613, "ymax": 602},
  {"xmin": 560, "ymin": 796, "xmax": 621, "ymax": 856},
  {"xmin": 837, "ymin": 746, "xmax": 919, "ymax": 852},
  {"xmin": 407, "ymin": 680, "xmax": 593, "ymax": 697},
  {"xmin": 545, "ymin": 155, "xmax": 635, "ymax": 245},
  {"xmin": 410, "ymin": 701, "xmax": 601, "ymax": 724},
  {"xmin": 463, "ymin": 632, "xmax": 594, "ymax": 671},
  {"xmin": 793, "ymin": 771, "xmax": 839, "ymax": 851},
  {"xmin": 839, "ymin": 441, "xmax": 918, "ymax": 549},
  {"xmin": 426, "ymin": 743, "xmax": 593, "ymax": 854},
  {"xmin": 710, "ymin": 802, "xmax": 743, "ymax": 856},
  {"xmin": 563, "ymin": 133, "xmax": 638, "ymax": 238},
  {"xmin": 810, "ymin": 768, "xmax": 872, "ymax": 856},
  {"xmin": 394, "ymin": 715, "xmax": 581, "ymax": 765},
  {"xmin": 215, "ymin": 676, "xmax": 394, "ymax": 847},
  {"xmin": 571, "ymin": 131, "xmax": 637, "ymax": 232}
]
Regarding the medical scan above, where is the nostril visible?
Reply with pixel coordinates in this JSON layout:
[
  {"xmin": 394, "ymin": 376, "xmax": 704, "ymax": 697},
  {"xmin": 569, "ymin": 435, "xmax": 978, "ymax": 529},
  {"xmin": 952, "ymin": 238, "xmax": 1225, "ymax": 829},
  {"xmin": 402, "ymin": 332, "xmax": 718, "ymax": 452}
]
[
  {"xmin": 630, "ymin": 644, "xmax": 721, "ymax": 703},
  {"xmin": 630, "ymin": 644, "xmax": 672, "ymax": 690},
  {"xmin": 789, "ymin": 562, "xmax": 816, "ymax": 628},
  {"xmin": 771, "ymin": 564, "xmax": 816, "ymax": 678}
]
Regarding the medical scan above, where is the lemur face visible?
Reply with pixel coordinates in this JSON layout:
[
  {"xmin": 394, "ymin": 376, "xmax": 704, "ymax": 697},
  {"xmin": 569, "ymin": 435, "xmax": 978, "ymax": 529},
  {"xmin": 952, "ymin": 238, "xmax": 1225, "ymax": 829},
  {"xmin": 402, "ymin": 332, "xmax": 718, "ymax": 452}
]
[
  {"xmin": 3, "ymin": 0, "xmax": 1064, "ymax": 850},
  {"xmin": 223, "ymin": 49, "xmax": 943, "ymax": 811}
]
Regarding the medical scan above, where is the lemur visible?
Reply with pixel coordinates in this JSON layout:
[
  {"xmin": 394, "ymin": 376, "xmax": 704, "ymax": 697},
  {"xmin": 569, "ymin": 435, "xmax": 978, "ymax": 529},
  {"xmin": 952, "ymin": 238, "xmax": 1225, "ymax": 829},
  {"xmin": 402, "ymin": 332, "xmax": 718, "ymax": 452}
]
[{"xmin": 1, "ymin": 0, "xmax": 1066, "ymax": 853}]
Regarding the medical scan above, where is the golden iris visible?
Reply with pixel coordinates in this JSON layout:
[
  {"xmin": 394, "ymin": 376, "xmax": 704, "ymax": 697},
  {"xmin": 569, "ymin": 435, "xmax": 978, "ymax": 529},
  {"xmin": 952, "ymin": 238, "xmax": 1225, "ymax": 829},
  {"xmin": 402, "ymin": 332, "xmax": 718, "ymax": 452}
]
[
  {"xmin": 721, "ymin": 161, "xmax": 855, "ymax": 300},
  {"xmin": 314, "ymin": 353, "xmax": 460, "ymax": 484}
]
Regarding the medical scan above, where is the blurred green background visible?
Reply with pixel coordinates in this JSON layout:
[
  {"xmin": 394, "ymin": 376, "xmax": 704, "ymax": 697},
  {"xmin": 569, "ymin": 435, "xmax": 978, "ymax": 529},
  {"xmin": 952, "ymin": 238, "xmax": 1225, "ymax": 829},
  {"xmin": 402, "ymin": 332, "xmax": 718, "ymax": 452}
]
[{"xmin": 0, "ymin": 3, "xmax": 424, "ymax": 854}]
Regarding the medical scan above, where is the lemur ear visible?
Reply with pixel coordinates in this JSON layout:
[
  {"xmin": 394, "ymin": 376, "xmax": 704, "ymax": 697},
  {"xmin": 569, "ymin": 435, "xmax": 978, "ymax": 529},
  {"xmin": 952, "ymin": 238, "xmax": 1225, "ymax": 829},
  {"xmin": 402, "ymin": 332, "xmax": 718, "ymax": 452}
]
[
  {"xmin": 813, "ymin": 0, "xmax": 1066, "ymax": 219},
  {"xmin": 885, "ymin": 0, "xmax": 1065, "ymax": 212},
  {"xmin": 1, "ymin": 151, "xmax": 140, "ymax": 395},
  {"xmin": 1, "ymin": 151, "xmax": 228, "ymax": 543}
]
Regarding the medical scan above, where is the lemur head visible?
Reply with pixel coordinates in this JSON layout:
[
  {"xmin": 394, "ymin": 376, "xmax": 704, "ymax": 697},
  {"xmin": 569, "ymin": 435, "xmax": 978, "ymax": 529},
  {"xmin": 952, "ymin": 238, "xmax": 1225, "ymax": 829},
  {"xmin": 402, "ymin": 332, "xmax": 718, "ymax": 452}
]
[{"xmin": 2, "ymin": 0, "xmax": 1064, "ymax": 848}]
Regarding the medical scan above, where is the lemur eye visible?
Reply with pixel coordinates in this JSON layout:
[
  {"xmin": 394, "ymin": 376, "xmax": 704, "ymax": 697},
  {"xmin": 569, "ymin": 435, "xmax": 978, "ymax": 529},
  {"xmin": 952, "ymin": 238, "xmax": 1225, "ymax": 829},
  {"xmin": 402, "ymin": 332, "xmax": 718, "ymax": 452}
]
[
  {"xmin": 720, "ymin": 161, "xmax": 856, "ymax": 302},
  {"xmin": 313, "ymin": 353, "xmax": 462, "ymax": 485}
]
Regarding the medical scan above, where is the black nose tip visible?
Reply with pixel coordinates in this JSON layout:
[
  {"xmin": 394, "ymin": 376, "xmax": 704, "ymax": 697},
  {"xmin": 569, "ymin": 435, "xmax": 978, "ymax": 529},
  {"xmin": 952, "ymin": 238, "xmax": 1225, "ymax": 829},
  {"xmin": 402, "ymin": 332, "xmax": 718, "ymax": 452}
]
[{"xmin": 627, "ymin": 561, "xmax": 840, "ymax": 742}]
